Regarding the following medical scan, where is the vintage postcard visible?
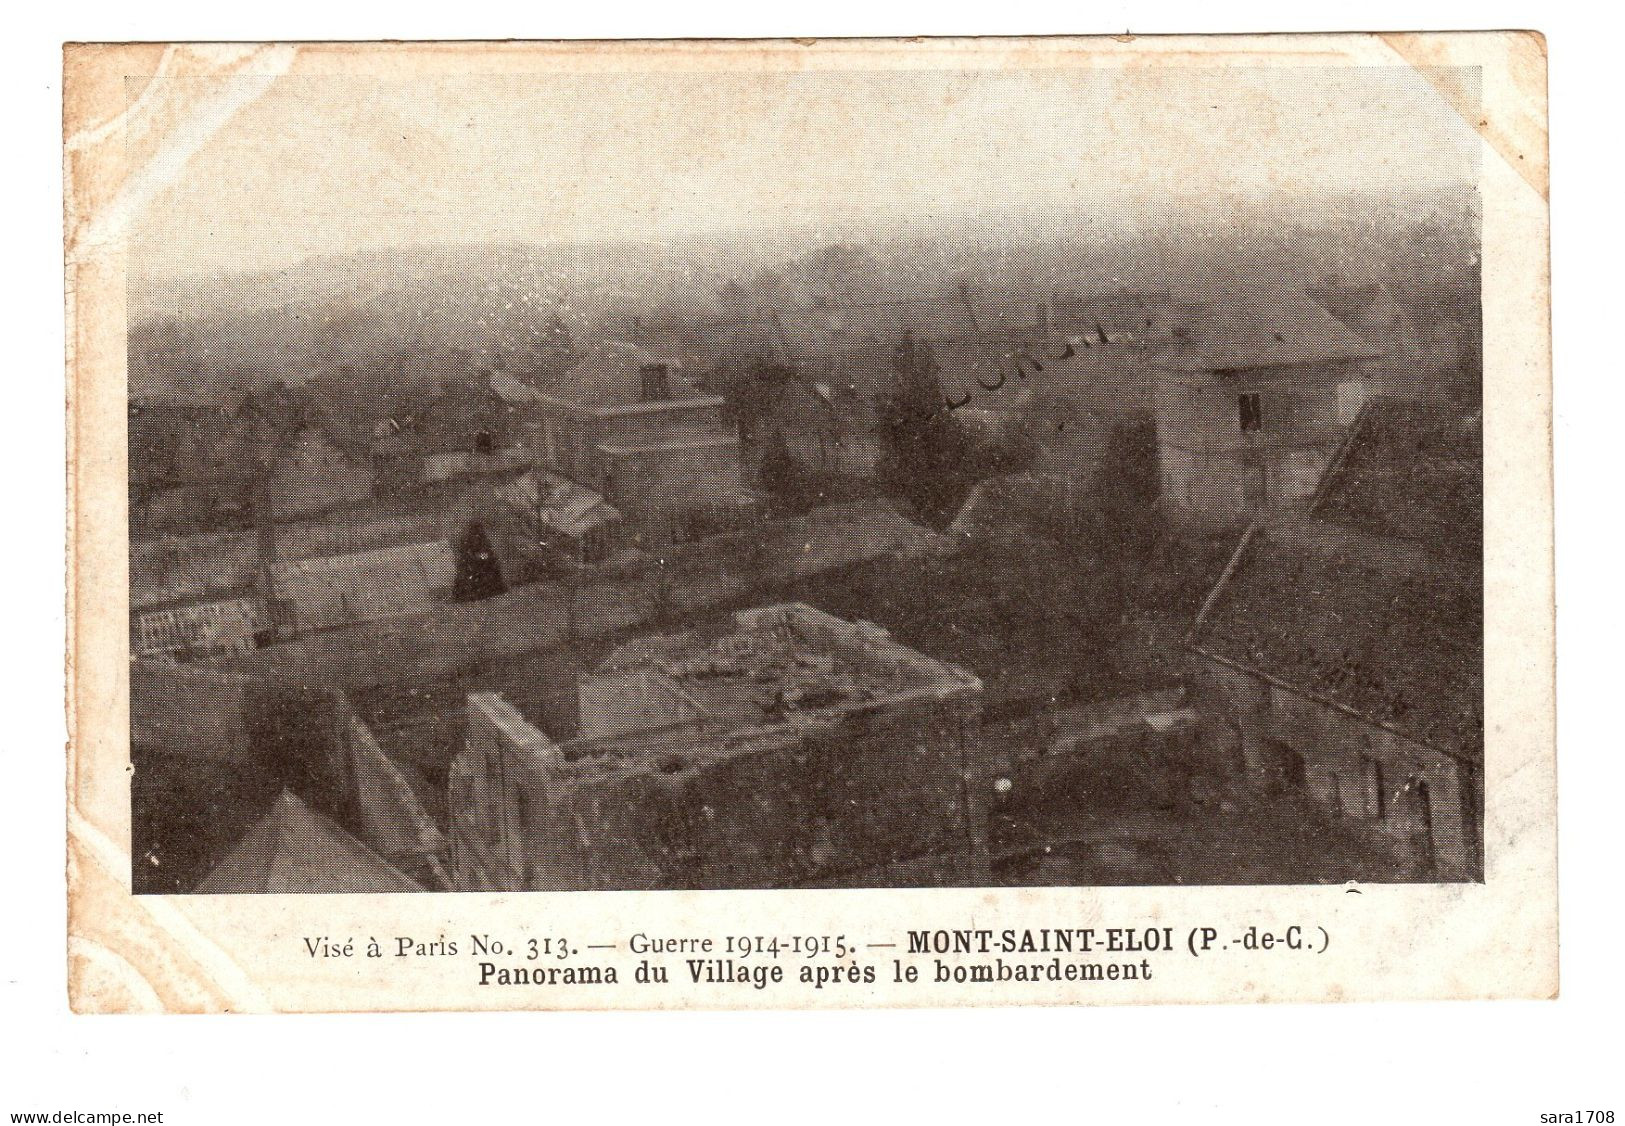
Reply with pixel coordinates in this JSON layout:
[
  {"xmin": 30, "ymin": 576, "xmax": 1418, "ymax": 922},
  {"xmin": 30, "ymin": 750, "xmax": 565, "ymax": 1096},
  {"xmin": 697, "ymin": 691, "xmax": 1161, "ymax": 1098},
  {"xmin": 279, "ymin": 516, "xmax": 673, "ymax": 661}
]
[{"xmin": 64, "ymin": 32, "xmax": 1553, "ymax": 1011}]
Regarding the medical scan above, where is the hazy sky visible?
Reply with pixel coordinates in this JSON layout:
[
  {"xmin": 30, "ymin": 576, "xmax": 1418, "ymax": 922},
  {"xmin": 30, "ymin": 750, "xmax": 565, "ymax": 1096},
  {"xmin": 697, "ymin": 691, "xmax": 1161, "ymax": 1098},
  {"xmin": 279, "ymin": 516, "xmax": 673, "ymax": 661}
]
[{"xmin": 130, "ymin": 64, "xmax": 1480, "ymax": 277}]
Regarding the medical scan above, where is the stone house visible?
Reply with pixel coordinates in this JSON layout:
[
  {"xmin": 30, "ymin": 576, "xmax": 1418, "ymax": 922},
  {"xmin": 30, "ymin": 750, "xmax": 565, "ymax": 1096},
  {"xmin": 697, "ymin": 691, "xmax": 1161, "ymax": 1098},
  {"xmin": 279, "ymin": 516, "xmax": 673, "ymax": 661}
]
[
  {"xmin": 1186, "ymin": 398, "xmax": 1483, "ymax": 880},
  {"xmin": 1150, "ymin": 294, "xmax": 1381, "ymax": 529},
  {"xmin": 365, "ymin": 375, "xmax": 533, "ymax": 494},
  {"xmin": 515, "ymin": 341, "xmax": 760, "ymax": 547}
]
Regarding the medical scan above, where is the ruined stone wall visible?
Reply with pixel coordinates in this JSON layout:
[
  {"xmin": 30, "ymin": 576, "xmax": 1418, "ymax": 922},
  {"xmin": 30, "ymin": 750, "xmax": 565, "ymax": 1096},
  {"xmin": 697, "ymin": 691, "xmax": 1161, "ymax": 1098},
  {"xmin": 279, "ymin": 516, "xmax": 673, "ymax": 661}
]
[
  {"xmin": 451, "ymin": 685, "xmax": 989, "ymax": 892},
  {"xmin": 1188, "ymin": 653, "xmax": 1482, "ymax": 880},
  {"xmin": 1263, "ymin": 684, "xmax": 1480, "ymax": 881},
  {"xmin": 450, "ymin": 692, "xmax": 560, "ymax": 892},
  {"xmin": 339, "ymin": 699, "xmax": 450, "ymax": 889},
  {"xmin": 529, "ymin": 693, "xmax": 986, "ymax": 890}
]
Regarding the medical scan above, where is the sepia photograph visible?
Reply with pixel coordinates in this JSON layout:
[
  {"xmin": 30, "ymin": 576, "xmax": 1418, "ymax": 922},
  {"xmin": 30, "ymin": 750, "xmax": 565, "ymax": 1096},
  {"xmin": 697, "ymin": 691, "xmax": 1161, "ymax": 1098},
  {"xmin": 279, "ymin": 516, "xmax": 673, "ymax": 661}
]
[
  {"xmin": 120, "ymin": 52, "xmax": 1485, "ymax": 896},
  {"xmin": 27, "ymin": 7, "xmax": 1617, "ymax": 1121}
]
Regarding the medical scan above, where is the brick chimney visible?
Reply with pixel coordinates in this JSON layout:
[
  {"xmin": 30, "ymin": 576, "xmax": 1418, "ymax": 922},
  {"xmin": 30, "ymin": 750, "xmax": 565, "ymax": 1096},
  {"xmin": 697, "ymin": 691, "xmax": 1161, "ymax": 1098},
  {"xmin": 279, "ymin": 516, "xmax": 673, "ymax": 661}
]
[{"xmin": 639, "ymin": 362, "xmax": 671, "ymax": 403}]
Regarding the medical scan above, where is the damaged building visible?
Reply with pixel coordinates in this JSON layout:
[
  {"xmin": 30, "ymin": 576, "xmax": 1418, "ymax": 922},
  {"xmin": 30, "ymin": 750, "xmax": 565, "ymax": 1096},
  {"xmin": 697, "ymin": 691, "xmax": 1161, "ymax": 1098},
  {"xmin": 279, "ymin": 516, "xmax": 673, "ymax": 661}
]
[
  {"xmin": 1186, "ymin": 397, "xmax": 1483, "ymax": 880},
  {"xmin": 448, "ymin": 603, "xmax": 988, "ymax": 891}
]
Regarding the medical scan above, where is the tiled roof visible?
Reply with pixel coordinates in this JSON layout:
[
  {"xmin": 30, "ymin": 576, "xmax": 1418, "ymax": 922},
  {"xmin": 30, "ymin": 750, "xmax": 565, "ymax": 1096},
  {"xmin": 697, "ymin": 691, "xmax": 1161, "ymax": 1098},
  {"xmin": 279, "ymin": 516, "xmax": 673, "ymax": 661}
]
[
  {"xmin": 1313, "ymin": 398, "xmax": 1482, "ymax": 559},
  {"xmin": 1152, "ymin": 293, "xmax": 1382, "ymax": 373},
  {"xmin": 269, "ymin": 540, "xmax": 457, "ymax": 633},
  {"xmin": 1052, "ymin": 290, "xmax": 1174, "ymax": 339},
  {"xmin": 1191, "ymin": 398, "xmax": 1483, "ymax": 757},
  {"xmin": 535, "ymin": 342, "xmax": 708, "ymax": 409},
  {"xmin": 1307, "ymin": 282, "xmax": 1407, "ymax": 336},
  {"xmin": 195, "ymin": 790, "xmax": 423, "ymax": 894},
  {"xmin": 496, "ymin": 469, "xmax": 622, "ymax": 538}
]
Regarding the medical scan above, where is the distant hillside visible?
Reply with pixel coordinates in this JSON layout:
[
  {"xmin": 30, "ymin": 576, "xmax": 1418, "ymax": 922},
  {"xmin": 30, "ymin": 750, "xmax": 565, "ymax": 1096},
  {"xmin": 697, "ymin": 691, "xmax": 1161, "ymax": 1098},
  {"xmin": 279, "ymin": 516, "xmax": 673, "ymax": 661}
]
[
  {"xmin": 125, "ymin": 189, "xmax": 1478, "ymax": 404},
  {"xmin": 126, "ymin": 239, "xmax": 757, "ymax": 401}
]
